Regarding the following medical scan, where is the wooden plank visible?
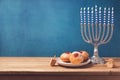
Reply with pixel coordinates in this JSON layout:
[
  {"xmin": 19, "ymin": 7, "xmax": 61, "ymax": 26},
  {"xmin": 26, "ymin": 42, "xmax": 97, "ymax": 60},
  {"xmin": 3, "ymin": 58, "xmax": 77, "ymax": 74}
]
[
  {"xmin": 0, "ymin": 57, "xmax": 119, "ymax": 76},
  {"xmin": 0, "ymin": 75, "xmax": 120, "ymax": 80}
]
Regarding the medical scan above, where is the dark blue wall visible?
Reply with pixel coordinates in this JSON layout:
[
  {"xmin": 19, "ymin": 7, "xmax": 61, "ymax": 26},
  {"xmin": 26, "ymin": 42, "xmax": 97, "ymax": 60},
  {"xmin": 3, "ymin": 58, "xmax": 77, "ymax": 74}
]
[{"xmin": 0, "ymin": 0, "xmax": 119, "ymax": 57}]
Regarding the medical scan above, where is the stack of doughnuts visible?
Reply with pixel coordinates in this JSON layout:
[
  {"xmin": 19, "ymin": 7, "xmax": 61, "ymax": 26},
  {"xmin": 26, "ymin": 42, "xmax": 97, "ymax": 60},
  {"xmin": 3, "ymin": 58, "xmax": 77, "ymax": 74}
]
[{"xmin": 60, "ymin": 51, "xmax": 89, "ymax": 64}]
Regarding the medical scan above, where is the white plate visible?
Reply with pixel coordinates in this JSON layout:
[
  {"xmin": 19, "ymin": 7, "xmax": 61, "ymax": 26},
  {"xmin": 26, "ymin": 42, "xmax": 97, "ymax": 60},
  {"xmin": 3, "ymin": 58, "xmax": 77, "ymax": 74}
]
[{"xmin": 57, "ymin": 58, "xmax": 91, "ymax": 67}]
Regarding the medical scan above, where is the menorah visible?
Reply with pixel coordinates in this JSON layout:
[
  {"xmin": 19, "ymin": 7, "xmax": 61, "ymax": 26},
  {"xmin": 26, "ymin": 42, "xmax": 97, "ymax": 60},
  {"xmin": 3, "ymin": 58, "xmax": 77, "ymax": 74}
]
[{"xmin": 80, "ymin": 5, "xmax": 114, "ymax": 64}]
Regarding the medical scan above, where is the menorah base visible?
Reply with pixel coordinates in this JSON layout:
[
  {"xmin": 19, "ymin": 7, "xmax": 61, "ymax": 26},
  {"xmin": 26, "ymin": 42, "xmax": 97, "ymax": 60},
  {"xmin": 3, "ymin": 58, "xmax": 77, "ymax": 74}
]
[{"xmin": 91, "ymin": 56, "xmax": 105, "ymax": 64}]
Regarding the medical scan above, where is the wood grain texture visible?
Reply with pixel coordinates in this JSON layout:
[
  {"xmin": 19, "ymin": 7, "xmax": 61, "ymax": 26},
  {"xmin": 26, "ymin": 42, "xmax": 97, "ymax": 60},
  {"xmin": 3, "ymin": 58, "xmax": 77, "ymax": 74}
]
[{"xmin": 0, "ymin": 57, "xmax": 119, "ymax": 80}]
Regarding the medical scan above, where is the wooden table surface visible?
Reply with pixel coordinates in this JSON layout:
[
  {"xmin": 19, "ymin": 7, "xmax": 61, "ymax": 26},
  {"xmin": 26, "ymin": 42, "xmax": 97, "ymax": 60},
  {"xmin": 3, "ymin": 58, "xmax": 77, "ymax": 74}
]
[{"xmin": 0, "ymin": 57, "xmax": 120, "ymax": 80}]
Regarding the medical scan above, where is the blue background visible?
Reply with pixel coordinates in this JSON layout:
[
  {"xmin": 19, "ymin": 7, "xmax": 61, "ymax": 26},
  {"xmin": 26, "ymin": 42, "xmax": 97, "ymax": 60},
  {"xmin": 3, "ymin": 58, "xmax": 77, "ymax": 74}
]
[{"xmin": 0, "ymin": 0, "xmax": 119, "ymax": 57}]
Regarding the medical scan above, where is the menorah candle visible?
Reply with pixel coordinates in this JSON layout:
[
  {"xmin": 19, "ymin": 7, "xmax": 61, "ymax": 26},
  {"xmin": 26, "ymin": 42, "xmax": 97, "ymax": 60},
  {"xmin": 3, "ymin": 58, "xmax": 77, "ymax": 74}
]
[
  {"xmin": 80, "ymin": 8, "xmax": 83, "ymax": 24},
  {"xmin": 84, "ymin": 7, "xmax": 86, "ymax": 24},
  {"xmin": 87, "ymin": 7, "xmax": 90, "ymax": 24},
  {"xmin": 111, "ymin": 7, "xmax": 114, "ymax": 24},
  {"xmin": 91, "ymin": 7, "xmax": 94, "ymax": 23},
  {"xmin": 95, "ymin": 5, "xmax": 98, "ymax": 23},
  {"xmin": 99, "ymin": 7, "xmax": 102, "ymax": 23},
  {"xmin": 108, "ymin": 8, "xmax": 110, "ymax": 24},
  {"xmin": 103, "ymin": 8, "xmax": 106, "ymax": 24}
]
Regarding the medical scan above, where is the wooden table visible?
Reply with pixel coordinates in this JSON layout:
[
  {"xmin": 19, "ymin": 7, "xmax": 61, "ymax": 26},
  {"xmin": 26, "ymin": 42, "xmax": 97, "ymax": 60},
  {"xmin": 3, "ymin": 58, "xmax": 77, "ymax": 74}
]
[{"xmin": 0, "ymin": 57, "xmax": 120, "ymax": 80}]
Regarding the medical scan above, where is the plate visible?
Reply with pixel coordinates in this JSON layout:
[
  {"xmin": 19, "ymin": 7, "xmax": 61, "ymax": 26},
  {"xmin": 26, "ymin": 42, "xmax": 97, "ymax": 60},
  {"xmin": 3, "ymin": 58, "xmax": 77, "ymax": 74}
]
[{"xmin": 57, "ymin": 58, "xmax": 91, "ymax": 67}]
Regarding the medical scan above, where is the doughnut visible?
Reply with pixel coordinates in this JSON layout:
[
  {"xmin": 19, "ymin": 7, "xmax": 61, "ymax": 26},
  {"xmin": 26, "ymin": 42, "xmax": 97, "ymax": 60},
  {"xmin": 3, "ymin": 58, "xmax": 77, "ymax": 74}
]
[
  {"xmin": 69, "ymin": 51, "xmax": 84, "ymax": 64},
  {"xmin": 60, "ymin": 52, "xmax": 71, "ymax": 62},
  {"xmin": 79, "ymin": 51, "xmax": 89, "ymax": 61}
]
